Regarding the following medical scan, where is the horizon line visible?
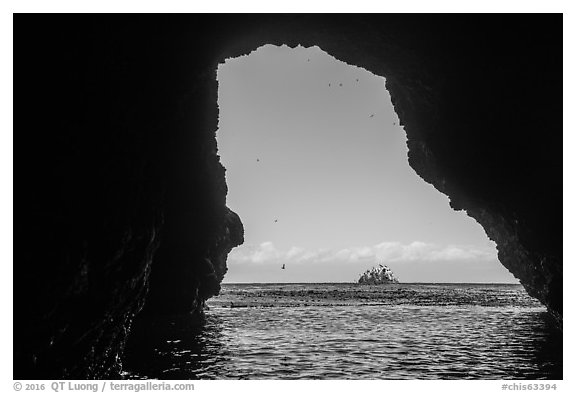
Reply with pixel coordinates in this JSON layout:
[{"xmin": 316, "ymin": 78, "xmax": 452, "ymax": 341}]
[{"xmin": 221, "ymin": 281, "xmax": 521, "ymax": 285}]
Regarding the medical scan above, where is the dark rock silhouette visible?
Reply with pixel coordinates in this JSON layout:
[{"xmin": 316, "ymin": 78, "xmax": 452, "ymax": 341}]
[{"xmin": 15, "ymin": 14, "xmax": 561, "ymax": 378}]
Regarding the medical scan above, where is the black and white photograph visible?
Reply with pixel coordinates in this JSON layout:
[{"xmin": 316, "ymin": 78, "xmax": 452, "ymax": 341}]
[{"xmin": 9, "ymin": 5, "xmax": 569, "ymax": 389}]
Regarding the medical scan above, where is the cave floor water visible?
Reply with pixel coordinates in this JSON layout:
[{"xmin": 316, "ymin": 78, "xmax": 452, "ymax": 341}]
[{"xmin": 124, "ymin": 283, "xmax": 562, "ymax": 380}]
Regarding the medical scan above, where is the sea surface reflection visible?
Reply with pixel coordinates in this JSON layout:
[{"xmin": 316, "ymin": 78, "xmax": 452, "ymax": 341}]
[{"xmin": 124, "ymin": 283, "xmax": 562, "ymax": 379}]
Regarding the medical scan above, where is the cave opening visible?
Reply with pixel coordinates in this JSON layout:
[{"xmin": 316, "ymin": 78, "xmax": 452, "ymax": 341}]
[{"xmin": 215, "ymin": 44, "xmax": 515, "ymax": 285}]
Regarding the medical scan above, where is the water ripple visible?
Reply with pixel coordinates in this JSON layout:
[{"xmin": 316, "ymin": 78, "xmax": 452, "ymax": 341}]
[{"xmin": 124, "ymin": 283, "xmax": 562, "ymax": 379}]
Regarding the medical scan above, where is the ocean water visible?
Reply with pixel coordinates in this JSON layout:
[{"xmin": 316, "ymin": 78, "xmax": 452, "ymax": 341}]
[{"xmin": 124, "ymin": 283, "xmax": 562, "ymax": 380}]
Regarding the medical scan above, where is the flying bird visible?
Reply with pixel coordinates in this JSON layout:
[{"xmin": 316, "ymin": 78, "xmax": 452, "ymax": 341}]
[
  {"xmin": 256, "ymin": 158, "xmax": 260, "ymax": 162},
  {"xmin": 356, "ymin": 78, "xmax": 359, "ymax": 82},
  {"xmin": 274, "ymin": 219, "xmax": 278, "ymax": 223},
  {"xmin": 369, "ymin": 114, "xmax": 374, "ymax": 118},
  {"xmin": 281, "ymin": 264, "xmax": 286, "ymax": 270},
  {"xmin": 339, "ymin": 83, "xmax": 343, "ymax": 87},
  {"xmin": 328, "ymin": 83, "xmax": 331, "ymax": 87}
]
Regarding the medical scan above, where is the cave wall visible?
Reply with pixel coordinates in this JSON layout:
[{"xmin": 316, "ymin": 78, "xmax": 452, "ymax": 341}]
[
  {"xmin": 15, "ymin": 14, "xmax": 562, "ymax": 378},
  {"xmin": 15, "ymin": 16, "xmax": 245, "ymax": 378}
]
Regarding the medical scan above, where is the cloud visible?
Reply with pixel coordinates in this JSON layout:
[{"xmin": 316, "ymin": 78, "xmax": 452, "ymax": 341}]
[
  {"xmin": 228, "ymin": 241, "xmax": 497, "ymax": 266},
  {"xmin": 286, "ymin": 246, "xmax": 305, "ymax": 259}
]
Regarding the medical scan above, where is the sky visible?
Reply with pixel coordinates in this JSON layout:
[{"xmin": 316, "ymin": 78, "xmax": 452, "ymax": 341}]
[{"xmin": 216, "ymin": 44, "xmax": 518, "ymax": 284}]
